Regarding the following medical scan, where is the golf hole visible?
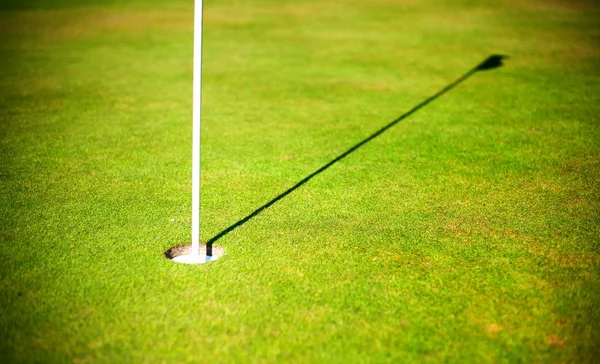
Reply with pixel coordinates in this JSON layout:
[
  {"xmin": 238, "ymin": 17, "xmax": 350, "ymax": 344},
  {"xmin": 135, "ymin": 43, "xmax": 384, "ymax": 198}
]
[{"xmin": 165, "ymin": 244, "xmax": 224, "ymax": 264}]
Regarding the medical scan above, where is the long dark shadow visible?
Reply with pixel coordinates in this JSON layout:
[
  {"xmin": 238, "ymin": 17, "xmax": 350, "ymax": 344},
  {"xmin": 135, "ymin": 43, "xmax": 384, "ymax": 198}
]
[{"xmin": 206, "ymin": 54, "xmax": 507, "ymax": 255}]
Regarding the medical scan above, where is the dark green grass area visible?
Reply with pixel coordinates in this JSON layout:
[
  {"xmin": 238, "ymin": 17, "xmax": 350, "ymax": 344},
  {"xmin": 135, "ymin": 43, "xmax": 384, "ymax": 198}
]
[{"xmin": 1, "ymin": 0, "xmax": 599, "ymax": 362}]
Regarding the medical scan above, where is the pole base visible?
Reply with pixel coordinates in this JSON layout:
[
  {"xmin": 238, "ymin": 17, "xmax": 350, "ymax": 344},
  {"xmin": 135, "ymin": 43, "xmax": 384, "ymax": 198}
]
[{"xmin": 164, "ymin": 243, "xmax": 224, "ymax": 265}]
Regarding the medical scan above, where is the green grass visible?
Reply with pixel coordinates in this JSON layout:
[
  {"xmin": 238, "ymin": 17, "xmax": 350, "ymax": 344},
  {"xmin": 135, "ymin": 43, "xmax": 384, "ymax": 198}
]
[{"xmin": 1, "ymin": 0, "xmax": 599, "ymax": 362}]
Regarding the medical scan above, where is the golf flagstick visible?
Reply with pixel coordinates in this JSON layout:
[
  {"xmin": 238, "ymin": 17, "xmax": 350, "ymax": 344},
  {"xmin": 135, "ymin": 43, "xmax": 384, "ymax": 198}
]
[{"xmin": 191, "ymin": 0, "xmax": 204, "ymax": 260}]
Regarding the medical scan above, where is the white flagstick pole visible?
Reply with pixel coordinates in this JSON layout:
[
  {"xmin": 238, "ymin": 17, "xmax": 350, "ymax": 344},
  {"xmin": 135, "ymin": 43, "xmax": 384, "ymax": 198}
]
[{"xmin": 191, "ymin": 0, "xmax": 203, "ymax": 259}]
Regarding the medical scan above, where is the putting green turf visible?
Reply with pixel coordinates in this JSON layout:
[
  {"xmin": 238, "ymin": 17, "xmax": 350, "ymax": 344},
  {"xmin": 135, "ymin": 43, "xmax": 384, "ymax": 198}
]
[{"xmin": 1, "ymin": 0, "xmax": 599, "ymax": 362}]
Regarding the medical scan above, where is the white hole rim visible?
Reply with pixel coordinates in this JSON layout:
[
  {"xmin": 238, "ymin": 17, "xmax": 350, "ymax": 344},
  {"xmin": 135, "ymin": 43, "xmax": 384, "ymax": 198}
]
[{"xmin": 165, "ymin": 243, "xmax": 224, "ymax": 265}]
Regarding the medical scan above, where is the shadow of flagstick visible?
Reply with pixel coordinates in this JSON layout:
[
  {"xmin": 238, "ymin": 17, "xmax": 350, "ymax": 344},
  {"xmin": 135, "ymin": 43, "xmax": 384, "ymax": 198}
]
[{"xmin": 205, "ymin": 54, "xmax": 508, "ymax": 255}]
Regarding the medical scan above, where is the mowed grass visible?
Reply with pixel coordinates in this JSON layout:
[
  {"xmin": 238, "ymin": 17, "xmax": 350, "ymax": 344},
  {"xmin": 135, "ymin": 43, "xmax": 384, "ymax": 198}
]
[{"xmin": 1, "ymin": 0, "xmax": 599, "ymax": 362}]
